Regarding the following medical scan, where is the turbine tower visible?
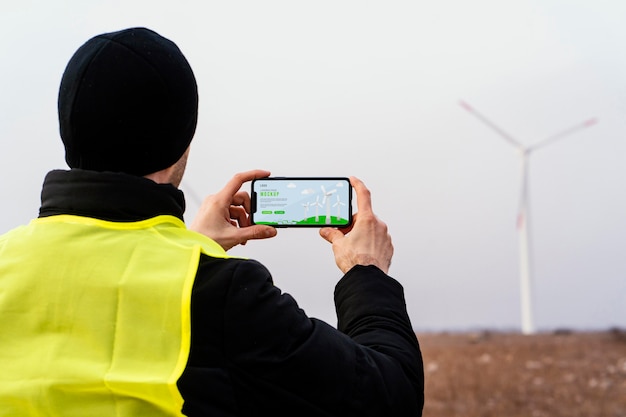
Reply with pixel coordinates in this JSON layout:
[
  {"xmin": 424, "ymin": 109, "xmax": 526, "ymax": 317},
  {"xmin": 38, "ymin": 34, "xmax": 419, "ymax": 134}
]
[
  {"xmin": 302, "ymin": 201, "xmax": 311, "ymax": 221},
  {"xmin": 321, "ymin": 185, "xmax": 337, "ymax": 224},
  {"xmin": 312, "ymin": 196, "xmax": 323, "ymax": 222},
  {"xmin": 459, "ymin": 100, "xmax": 597, "ymax": 334},
  {"xmin": 333, "ymin": 194, "xmax": 346, "ymax": 221}
]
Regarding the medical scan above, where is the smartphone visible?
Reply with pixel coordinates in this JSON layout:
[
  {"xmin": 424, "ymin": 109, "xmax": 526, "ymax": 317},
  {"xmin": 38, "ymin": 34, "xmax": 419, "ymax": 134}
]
[{"xmin": 251, "ymin": 177, "xmax": 352, "ymax": 227}]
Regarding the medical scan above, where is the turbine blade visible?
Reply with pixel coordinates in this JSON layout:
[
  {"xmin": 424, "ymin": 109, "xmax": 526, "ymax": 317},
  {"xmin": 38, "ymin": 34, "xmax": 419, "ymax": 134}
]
[
  {"xmin": 459, "ymin": 100, "xmax": 523, "ymax": 149},
  {"xmin": 530, "ymin": 118, "xmax": 598, "ymax": 151}
]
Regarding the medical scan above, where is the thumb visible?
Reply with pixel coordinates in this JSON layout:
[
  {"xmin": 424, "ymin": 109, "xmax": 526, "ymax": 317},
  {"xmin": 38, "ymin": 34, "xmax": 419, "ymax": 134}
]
[
  {"xmin": 217, "ymin": 225, "xmax": 277, "ymax": 251},
  {"xmin": 319, "ymin": 227, "xmax": 344, "ymax": 244},
  {"xmin": 248, "ymin": 225, "xmax": 278, "ymax": 240}
]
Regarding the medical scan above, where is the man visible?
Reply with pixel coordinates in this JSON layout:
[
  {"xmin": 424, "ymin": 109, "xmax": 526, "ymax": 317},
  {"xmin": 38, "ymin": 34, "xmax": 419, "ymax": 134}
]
[{"xmin": 0, "ymin": 27, "xmax": 424, "ymax": 416}]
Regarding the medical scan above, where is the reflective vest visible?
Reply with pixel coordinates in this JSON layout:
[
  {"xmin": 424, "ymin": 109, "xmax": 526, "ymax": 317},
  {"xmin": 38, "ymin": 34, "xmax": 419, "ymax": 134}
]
[{"xmin": 0, "ymin": 214, "xmax": 230, "ymax": 416}]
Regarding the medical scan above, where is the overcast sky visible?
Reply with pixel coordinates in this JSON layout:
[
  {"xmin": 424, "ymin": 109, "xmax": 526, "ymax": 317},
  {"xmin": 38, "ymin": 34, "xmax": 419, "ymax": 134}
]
[{"xmin": 2, "ymin": 0, "xmax": 625, "ymax": 332}]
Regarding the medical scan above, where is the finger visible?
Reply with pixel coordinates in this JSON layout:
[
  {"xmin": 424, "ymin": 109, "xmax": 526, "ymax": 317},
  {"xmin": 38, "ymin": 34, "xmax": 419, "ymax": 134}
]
[
  {"xmin": 217, "ymin": 170, "xmax": 271, "ymax": 204},
  {"xmin": 229, "ymin": 206, "xmax": 250, "ymax": 227},
  {"xmin": 231, "ymin": 190, "xmax": 252, "ymax": 214},
  {"xmin": 350, "ymin": 176, "xmax": 373, "ymax": 215}
]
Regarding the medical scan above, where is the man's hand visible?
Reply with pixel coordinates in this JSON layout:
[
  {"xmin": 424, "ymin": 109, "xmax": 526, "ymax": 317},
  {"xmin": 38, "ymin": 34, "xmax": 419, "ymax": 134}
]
[
  {"xmin": 319, "ymin": 176, "xmax": 393, "ymax": 274},
  {"xmin": 190, "ymin": 170, "xmax": 277, "ymax": 251}
]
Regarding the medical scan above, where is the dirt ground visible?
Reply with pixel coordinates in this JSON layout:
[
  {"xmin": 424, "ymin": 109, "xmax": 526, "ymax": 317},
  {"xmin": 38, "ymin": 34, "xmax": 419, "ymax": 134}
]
[{"xmin": 417, "ymin": 329, "xmax": 626, "ymax": 417}]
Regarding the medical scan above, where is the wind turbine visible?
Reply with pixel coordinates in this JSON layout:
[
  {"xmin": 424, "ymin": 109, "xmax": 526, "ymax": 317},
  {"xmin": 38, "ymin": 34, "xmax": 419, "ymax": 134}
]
[
  {"xmin": 333, "ymin": 194, "xmax": 346, "ymax": 221},
  {"xmin": 302, "ymin": 201, "xmax": 311, "ymax": 221},
  {"xmin": 321, "ymin": 185, "xmax": 337, "ymax": 224},
  {"xmin": 312, "ymin": 196, "xmax": 323, "ymax": 222},
  {"xmin": 459, "ymin": 100, "xmax": 597, "ymax": 335}
]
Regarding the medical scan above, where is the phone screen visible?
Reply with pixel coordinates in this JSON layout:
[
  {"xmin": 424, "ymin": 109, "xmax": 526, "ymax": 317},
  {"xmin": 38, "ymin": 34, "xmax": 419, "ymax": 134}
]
[{"xmin": 251, "ymin": 177, "xmax": 352, "ymax": 227}]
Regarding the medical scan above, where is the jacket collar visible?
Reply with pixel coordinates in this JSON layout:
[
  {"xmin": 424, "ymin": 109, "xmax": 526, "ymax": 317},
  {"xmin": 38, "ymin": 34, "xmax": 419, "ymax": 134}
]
[{"xmin": 39, "ymin": 169, "xmax": 186, "ymax": 222}]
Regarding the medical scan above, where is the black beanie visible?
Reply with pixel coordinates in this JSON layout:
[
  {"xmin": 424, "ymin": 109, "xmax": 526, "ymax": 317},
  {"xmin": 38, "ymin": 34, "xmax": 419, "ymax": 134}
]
[{"xmin": 58, "ymin": 27, "xmax": 198, "ymax": 176}]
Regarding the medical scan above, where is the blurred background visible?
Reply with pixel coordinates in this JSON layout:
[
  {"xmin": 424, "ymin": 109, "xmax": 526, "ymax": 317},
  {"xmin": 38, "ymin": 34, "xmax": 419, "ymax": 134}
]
[{"xmin": 1, "ymin": 0, "xmax": 625, "ymax": 332}]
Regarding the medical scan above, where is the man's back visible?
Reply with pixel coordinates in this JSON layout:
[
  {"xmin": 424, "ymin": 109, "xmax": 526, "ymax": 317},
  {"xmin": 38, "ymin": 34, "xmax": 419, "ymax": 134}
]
[{"xmin": 0, "ymin": 210, "xmax": 224, "ymax": 415}]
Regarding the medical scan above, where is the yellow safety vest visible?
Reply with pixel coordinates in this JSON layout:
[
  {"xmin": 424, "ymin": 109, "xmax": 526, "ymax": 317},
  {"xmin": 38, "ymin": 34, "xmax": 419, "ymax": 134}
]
[{"xmin": 0, "ymin": 214, "xmax": 230, "ymax": 416}]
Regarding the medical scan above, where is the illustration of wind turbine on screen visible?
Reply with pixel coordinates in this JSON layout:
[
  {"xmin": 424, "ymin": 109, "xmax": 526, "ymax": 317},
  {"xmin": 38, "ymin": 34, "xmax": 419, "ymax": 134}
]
[
  {"xmin": 459, "ymin": 100, "xmax": 597, "ymax": 335},
  {"xmin": 313, "ymin": 196, "xmax": 323, "ymax": 222},
  {"xmin": 333, "ymin": 195, "xmax": 346, "ymax": 221},
  {"xmin": 321, "ymin": 185, "xmax": 337, "ymax": 224},
  {"xmin": 302, "ymin": 201, "xmax": 311, "ymax": 220}
]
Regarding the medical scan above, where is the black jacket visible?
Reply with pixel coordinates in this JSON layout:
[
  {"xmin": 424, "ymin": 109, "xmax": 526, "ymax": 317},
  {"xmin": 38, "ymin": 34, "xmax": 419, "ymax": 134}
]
[{"xmin": 39, "ymin": 169, "xmax": 424, "ymax": 417}]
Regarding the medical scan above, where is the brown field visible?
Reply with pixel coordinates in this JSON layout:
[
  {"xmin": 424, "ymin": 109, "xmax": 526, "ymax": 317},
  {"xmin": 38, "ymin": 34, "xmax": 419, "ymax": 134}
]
[{"xmin": 417, "ymin": 329, "xmax": 626, "ymax": 417}]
